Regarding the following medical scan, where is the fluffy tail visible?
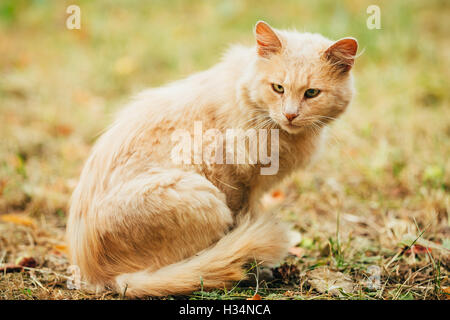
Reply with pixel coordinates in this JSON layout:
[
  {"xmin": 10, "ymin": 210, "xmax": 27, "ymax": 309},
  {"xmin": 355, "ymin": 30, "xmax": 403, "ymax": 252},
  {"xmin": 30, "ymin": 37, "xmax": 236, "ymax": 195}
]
[{"xmin": 115, "ymin": 214, "xmax": 291, "ymax": 297}]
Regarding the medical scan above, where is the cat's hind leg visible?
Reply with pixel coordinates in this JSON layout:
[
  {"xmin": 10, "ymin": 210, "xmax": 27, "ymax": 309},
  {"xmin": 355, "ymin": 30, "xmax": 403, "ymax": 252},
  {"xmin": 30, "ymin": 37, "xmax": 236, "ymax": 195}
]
[
  {"xmin": 68, "ymin": 168, "xmax": 234, "ymax": 286},
  {"xmin": 68, "ymin": 168, "xmax": 291, "ymax": 297}
]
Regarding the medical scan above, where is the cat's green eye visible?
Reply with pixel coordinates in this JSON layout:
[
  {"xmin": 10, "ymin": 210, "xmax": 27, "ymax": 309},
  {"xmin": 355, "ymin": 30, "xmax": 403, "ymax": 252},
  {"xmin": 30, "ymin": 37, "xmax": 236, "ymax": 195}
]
[
  {"xmin": 304, "ymin": 88, "xmax": 321, "ymax": 98},
  {"xmin": 271, "ymin": 83, "xmax": 284, "ymax": 94}
]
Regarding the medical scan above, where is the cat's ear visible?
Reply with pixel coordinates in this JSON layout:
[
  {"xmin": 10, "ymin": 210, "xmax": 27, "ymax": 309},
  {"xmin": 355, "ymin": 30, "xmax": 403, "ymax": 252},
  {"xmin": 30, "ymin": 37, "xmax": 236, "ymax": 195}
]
[
  {"xmin": 254, "ymin": 21, "xmax": 282, "ymax": 58},
  {"xmin": 324, "ymin": 38, "xmax": 358, "ymax": 73}
]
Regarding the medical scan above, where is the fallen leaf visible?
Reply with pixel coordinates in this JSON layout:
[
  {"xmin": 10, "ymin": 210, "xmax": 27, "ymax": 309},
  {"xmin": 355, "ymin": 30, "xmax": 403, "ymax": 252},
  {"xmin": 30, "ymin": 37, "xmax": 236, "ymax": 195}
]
[
  {"xmin": 413, "ymin": 244, "xmax": 432, "ymax": 254},
  {"xmin": 405, "ymin": 244, "xmax": 432, "ymax": 255},
  {"xmin": 271, "ymin": 190, "xmax": 285, "ymax": 199},
  {"xmin": 0, "ymin": 264, "xmax": 23, "ymax": 273},
  {"xmin": 53, "ymin": 244, "xmax": 68, "ymax": 255},
  {"xmin": 442, "ymin": 287, "xmax": 450, "ymax": 300},
  {"xmin": 272, "ymin": 263, "xmax": 300, "ymax": 284},
  {"xmin": 261, "ymin": 189, "xmax": 285, "ymax": 208},
  {"xmin": 307, "ymin": 268, "xmax": 355, "ymax": 296},
  {"xmin": 1, "ymin": 213, "xmax": 36, "ymax": 228},
  {"xmin": 16, "ymin": 256, "xmax": 37, "ymax": 268},
  {"xmin": 401, "ymin": 235, "xmax": 449, "ymax": 254},
  {"xmin": 283, "ymin": 291, "xmax": 295, "ymax": 297},
  {"xmin": 55, "ymin": 124, "xmax": 74, "ymax": 137},
  {"xmin": 247, "ymin": 294, "xmax": 261, "ymax": 300},
  {"xmin": 288, "ymin": 247, "xmax": 304, "ymax": 257}
]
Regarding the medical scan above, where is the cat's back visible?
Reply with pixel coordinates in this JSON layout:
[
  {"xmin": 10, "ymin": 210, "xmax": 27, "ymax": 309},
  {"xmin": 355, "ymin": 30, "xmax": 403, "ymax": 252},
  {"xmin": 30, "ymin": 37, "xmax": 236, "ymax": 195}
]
[
  {"xmin": 97, "ymin": 45, "xmax": 254, "ymax": 159},
  {"xmin": 72, "ymin": 44, "xmax": 254, "ymax": 207}
]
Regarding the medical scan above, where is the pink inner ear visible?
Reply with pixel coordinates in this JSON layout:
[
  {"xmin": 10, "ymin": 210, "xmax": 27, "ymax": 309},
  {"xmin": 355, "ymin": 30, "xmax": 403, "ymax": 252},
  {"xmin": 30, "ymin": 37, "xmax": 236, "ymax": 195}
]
[
  {"xmin": 325, "ymin": 38, "xmax": 358, "ymax": 71},
  {"xmin": 332, "ymin": 38, "xmax": 358, "ymax": 56},
  {"xmin": 255, "ymin": 21, "xmax": 282, "ymax": 57}
]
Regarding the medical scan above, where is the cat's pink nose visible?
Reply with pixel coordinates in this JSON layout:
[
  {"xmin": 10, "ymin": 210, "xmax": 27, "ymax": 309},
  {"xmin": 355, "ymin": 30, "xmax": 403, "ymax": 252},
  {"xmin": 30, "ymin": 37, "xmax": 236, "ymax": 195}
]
[{"xmin": 284, "ymin": 113, "xmax": 298, "ymax": 121}]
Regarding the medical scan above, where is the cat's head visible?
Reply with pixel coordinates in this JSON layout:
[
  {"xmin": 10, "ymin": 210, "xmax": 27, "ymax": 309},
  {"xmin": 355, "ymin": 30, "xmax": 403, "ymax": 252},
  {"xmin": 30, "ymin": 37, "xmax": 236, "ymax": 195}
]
[{"xmin": 242, "ymin": 21, "xmax": 358, "ymax": 134}]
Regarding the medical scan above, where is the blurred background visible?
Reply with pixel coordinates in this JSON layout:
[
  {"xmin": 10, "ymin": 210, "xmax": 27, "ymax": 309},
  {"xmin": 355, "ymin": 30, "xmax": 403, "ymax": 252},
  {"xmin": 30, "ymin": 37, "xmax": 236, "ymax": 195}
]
[{"xmin": 0, "ymin": 0, "xmax": 448, "ymax": 299}]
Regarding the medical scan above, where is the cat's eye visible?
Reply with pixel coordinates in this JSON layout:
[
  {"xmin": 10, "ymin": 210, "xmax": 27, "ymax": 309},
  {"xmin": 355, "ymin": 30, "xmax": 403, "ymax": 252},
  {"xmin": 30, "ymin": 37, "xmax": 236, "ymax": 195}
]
[
  {"xmin": 271, "ymin": 83, "xmax": 284, "ymax": 94},
  {"xmin": 304, "ymin": 88, "xmax": 321, "ymax": 98}
]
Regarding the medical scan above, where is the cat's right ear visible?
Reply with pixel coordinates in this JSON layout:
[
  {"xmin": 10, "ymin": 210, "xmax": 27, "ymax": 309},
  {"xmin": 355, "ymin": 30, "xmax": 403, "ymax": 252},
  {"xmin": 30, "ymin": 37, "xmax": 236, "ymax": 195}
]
[{"xmin": 254, "ymin": 21, "xmax": 282, "ymax": 58}]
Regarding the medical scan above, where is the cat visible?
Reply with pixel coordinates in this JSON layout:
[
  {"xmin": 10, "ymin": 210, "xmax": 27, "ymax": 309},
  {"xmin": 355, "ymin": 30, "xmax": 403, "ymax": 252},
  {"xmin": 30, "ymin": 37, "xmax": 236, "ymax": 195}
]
[{"xmin": 66, "ymin": 21, "xmax": 357, "ymax": 297}]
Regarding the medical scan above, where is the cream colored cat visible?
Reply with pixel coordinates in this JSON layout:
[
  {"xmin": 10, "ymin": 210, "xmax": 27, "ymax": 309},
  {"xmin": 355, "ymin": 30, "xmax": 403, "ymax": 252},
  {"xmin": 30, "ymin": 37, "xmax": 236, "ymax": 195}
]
[{"xmin": 67, "ymin": 21, "xmax": 357, "ymax": 297}]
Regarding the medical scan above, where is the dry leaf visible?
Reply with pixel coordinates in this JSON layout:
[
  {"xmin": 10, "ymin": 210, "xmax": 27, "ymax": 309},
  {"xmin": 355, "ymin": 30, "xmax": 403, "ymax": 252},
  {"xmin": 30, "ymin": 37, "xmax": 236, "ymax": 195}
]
[
  {"xmin": 247, "ymin": 294, "xmax": 261, "ymax": 300},
  {"xmin": 0, "ymin": 264, "xmax": 23, "ymax": 273},
  {"xmin": 16, "ymin": 256, "xmax": 37, "ymax": 268},
  {"xmin": 261, "ymin": 189, "xmax": 285, "ymax": 208},
  {"xmin": 404, "ymin": 244, "xmax": 432, "ymax": 255},
  {"xmin": 55, "ymin": 124, "xmax": 74, "ymax": 137},
  {"xmin": 442, "ymin": 287, "xmax": 450, "ymax": 300},
  {"xmin": 406, "ymin": 244, "xmax": 432, "ymax": 255},
  {"xmin": 271, "ymin": 190, "xmax": 285, "ymax": 199},
  {"xmin": 283, "ymin": 291, "xmax": 295, "ymax": 297},
  {"xmin": 1, "ymin": 213, "xmax": 36, "ymax": 228},
  {"xmin": 401, "ymin": 235, "xmax": 449, "ymax": 254},
  {"xmin": 413, "ymin": 244, "xmax": 432, "ymax": 254},
  {"xmin": 53, "ymin": 244, "xmax": 68, "ymax": 255},
  {"xmin": 288, "ymin": 247, "xmax": 304, "ymax": 257},
  {"xmin": 307, "ymin": 267, "xmax": 355, "ymax": 296},
  {"xmin": 272, "ymin": 263, "xmax": 300, "ymax": 284}
]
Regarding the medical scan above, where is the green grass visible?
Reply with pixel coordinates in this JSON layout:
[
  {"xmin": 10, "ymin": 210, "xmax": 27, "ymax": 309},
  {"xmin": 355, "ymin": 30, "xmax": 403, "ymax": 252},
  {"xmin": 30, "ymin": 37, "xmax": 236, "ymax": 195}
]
[{"xmin": 0, "ymin": 0, "xmax": 449, "ymax": 300}]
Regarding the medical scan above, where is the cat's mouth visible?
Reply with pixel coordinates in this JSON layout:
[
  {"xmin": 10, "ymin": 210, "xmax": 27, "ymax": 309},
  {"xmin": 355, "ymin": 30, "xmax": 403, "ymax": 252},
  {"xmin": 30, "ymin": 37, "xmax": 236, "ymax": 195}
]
[
  {"xmin": 266, "ymin": 113, "xmax": 318, "ymax": 134},
  {"xmin": 278, "ymin": 119, "xmax": 321, "ymax": 135},
  {"xmin": 279, "ymin": 121, "xmax": 304, "ymax": 134},
  {"xmin": 267, "ymin": 113, "xmax": 304, "ymax": 133}
]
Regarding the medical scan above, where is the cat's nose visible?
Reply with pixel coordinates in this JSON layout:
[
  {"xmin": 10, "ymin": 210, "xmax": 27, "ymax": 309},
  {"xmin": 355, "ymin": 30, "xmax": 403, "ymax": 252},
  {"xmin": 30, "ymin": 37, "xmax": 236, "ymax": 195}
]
[{"xmin": 284, "ymin": 113, "xmax": 298, "ymax": 122}]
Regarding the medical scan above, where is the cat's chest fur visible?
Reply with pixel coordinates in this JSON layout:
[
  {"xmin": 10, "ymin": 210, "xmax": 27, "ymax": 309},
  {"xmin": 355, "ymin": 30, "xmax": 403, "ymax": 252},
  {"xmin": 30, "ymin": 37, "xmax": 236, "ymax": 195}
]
[{"xmin": 201, "ymin": 128, "xmax": 325, "ymax": 215}]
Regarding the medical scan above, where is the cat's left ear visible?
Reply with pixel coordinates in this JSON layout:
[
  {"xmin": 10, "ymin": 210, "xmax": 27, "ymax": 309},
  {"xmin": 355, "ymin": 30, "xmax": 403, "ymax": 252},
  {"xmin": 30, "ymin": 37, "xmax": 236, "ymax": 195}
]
[
  {"xmin": 324, "ymin": 38, "xmax": 358, "ymax": 73},
  {"xmin": 254, "ymin": 21, "xmax": 282, "ymax": 58}
]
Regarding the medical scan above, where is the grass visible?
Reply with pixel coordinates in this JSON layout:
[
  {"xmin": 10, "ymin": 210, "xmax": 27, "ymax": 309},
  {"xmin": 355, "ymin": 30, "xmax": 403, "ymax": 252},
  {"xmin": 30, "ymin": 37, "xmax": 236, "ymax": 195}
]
[{"xmin": 0, "ymin": 0, "xmax": 449, "ymax": 300}]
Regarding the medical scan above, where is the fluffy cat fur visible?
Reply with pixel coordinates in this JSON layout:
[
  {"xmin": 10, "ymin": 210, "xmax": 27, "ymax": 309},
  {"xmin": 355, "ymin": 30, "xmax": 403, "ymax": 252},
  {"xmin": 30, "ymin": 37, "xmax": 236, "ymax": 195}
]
[{"xmin": 67, "ymin": 21, "xmax": 358, "ymax": 297}]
